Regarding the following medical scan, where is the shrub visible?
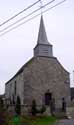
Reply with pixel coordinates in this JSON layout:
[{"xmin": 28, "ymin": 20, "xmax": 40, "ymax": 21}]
[
  {"xmin": 31, "ymin": 99, "xmax": 37, "ymax": 116},
  {"xmin": 40, "ymin": 105, "xmax": 46, "ymax": 114},
  {"xmin": 15, "ymin": 96, "xmax": 21, "ymax": 115},
  {"xmin": 0, "ymin": 98, "xmax": 6, "ymax": 125}
]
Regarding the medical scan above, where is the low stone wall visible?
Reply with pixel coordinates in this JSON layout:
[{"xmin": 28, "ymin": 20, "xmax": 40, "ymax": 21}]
[
  {"xmin": 6, "ymin": 104, "xmax": 68, "ymax": 117},
  {"xmin": 6, "ymin": 104, "xmax": 51, "ymax": 116},
  {"xmin": 66, "ymin": 107, "xmax": 74, "ymax": 118}
]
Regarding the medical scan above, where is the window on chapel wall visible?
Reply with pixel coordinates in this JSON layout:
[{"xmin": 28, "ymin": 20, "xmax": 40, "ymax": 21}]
[
  {"xmin": 10, "ymin": 83, "xmax": 12, "ymax": 96},
  {"xmin": 45, "ymin": 90, "xmax": 52, "ymax": 105},
  {"xmin": 14, "ymin": 81, "xmax": 17, "ymax": 95},
  {"xmin": 12, "ymin": 94, "xmax": 15, "ymax": 104}
]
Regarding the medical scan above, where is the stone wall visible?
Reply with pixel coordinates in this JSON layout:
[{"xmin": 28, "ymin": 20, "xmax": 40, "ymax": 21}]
[
  {"xmin": 5, "ymin": 72, "xmax": 24, "ymax": 105},
  {"xmin": 23, "ymin": 56, "xmax": 71, "ymax": 107}
]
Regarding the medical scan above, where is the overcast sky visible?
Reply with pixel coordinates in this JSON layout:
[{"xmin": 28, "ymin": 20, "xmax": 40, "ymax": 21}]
[{"xmin": 0, "ymin": 0, "xmax": 74, "ymax": 94}]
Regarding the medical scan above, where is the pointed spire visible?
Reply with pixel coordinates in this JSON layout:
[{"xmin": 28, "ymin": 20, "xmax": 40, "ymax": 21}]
[
  {"xmin": 34, "ymin": 15, "xmax": 53, "ymax": 57},
  {"xmin": 37, "ymin": 15, "xmax": 51, "ymax": 45}
]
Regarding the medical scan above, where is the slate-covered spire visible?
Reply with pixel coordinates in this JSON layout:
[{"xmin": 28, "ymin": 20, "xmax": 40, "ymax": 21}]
[
  {"xmin": 34, "ymin": 15, "xmax": 53, "ymax": 57},
  {"xmin": 37, "ymin": 15, "xmax": 50, "ymax": 45}
]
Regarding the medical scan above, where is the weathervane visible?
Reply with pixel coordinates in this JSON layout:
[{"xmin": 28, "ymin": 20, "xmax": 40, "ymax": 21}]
[{"xmin": 40, "ymin": 0, "xmax": 43, "ymax": 15}]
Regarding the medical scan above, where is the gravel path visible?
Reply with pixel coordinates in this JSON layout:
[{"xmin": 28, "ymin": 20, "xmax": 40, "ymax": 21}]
[{"xmin": 56, "ymin": 119, "xmax": 74, "ymax": 125}]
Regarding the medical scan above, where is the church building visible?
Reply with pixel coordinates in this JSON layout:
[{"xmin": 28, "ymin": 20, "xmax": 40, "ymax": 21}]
[{"xmin": 5, "ymin": 16, "xmax": 71, "ymax": 114}]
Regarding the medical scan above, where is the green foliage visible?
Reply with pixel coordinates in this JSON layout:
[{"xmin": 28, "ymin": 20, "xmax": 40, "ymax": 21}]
[
  {"xmin": 15, "ymin": 96, "xmax": 21, "ymax": 115},
  {"xmin": 6, "ymin": 116, "xmax": 57, "ymax": 125},
  {"xmin": 31, "ymin": 100, "xmax": 46, "ymax": 115},
  {"xmin": 0, "ymin": 98, "xmax": 6, "ymax": 125},
  {"xmin": 40, "ymin": 105, "xmax": 46, "ymax": 114},
  {"xmin": 12, "ymin": 115, "xmax": 20, "ymax": 125},
  {"xmin": 30, "ymin": 116, "xmax": 57, "ymax": 125},
  {"xmin": 31, "ymin": 99, "xmax": 37, "ymax": 116}
]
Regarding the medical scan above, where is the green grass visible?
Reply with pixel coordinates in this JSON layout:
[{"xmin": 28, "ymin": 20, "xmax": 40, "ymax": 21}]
[
  {"xmin": 31, "ymin": 116, "xmax": 57, "ymax": 125},
  {"xmin": 6, "ymin": 115, "xmax": 57, "ymax": 125},
  {"xmin": 21, "ymin": 116, "xmax": 57, "ymax": 125}
]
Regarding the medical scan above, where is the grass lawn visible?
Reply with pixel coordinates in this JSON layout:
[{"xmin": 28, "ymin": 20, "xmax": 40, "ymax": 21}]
[
  {"xmin": 28, "ymin": 116, "xmax": 57, "ymax": 125},
  {"xmin": 7, "ymin": 115, "xmax": 57, "ymax": 125}
]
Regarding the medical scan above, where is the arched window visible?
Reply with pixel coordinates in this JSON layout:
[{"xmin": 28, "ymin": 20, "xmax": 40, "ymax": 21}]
[
  {"xmin": 14, "ymin": 81, "xmax": 16, "ymax": 95},
  {"xmin": 12, "ymin": 94, "xmax": 15, "ymax": 105},
  {"xmin": 45, "ymin": 91, "xmax": 52, "ymax": 105}
]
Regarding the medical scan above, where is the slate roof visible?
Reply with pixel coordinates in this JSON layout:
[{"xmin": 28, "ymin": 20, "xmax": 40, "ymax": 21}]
[{"xmin": 37, "ymin": 15, "xmax": 52, "ymax": 45}]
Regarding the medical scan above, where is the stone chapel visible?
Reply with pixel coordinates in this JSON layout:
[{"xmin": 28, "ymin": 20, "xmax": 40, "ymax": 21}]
[{"xmin": 5, "ymin": 15, "xmax": 71, "ymax": 114}]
